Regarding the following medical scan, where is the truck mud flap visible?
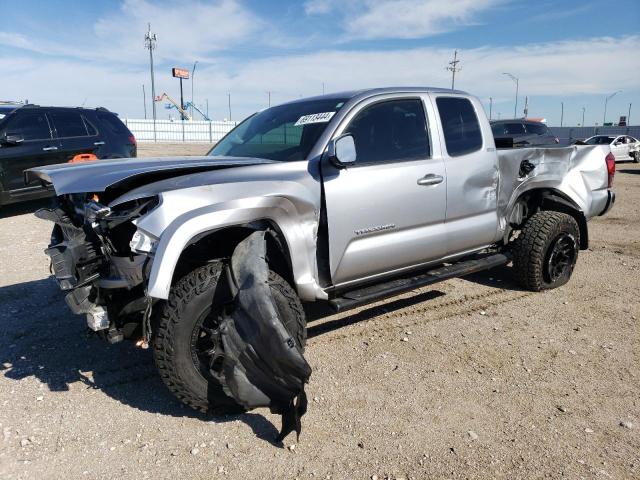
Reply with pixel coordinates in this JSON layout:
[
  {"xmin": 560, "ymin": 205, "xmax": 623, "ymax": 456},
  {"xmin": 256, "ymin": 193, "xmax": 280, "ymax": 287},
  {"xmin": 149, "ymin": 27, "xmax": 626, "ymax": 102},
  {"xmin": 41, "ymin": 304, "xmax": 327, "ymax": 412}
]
[{"xmin": 215, "ymin": 231, "xmax": 312, "ymax": 442}]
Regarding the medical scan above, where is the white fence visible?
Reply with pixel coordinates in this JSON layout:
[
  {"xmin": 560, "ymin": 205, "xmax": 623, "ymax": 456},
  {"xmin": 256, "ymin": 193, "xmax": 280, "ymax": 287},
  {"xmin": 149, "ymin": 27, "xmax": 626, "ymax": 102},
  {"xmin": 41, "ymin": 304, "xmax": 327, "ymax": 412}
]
[{"xmin": 123, "ymin": 118, "xmax": 238, "ymax": 143}]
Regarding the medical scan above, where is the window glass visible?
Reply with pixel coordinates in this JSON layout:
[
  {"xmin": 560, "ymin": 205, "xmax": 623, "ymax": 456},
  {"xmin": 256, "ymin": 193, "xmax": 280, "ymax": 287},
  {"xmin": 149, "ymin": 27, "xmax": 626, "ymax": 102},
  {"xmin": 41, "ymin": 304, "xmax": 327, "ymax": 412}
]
[
  {"xmin": 50, "ymin": 111, "xmax": 88, "ymax": 137},
  {"xmin": 504, "ymin": 123, "xmax": 526, "ymax": 134},
  {"xmin": 4, "ymin": 112, "xmax": 51, "ymax": 141},
  {"xmin": 436, "ymin": 97, "xmax": 483, "ymax": 156},
  {"xmin": 491, "ymin": 123, "xmax": 505, "ymax": 136},
  {"xmin": 209, "ymin": 98, "xmax": 348, "ymax": 161},
  {"xmin": 97, "ymin": 112, "xmax": 130, "ymax": 135},
  {"xmin": 83, "ymin": 117, "xmax": 98, "ymax": 136},
  {"xmin": 344, "ymin": 99, "xmax": 429, "ymax": 164},
  {"xmin": 525, "ymin": 123, "xmax": 548, "ymax": 135}
]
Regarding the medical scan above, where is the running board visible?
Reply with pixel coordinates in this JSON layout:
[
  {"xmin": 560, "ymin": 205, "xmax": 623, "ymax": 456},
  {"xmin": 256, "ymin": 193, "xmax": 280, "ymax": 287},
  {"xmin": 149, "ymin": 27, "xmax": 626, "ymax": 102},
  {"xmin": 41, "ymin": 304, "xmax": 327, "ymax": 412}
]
[{"xmin": 328, "ymin": 253, "xmax": 510, "ymax": 312}]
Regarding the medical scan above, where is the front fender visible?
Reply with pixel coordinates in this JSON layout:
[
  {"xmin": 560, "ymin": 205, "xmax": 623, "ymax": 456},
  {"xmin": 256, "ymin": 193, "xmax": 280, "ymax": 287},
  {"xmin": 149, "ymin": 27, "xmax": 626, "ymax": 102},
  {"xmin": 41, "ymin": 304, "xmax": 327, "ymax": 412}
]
[{"xmin": 140, "ymin": 194, "xmax": 324, "ymax": 302}]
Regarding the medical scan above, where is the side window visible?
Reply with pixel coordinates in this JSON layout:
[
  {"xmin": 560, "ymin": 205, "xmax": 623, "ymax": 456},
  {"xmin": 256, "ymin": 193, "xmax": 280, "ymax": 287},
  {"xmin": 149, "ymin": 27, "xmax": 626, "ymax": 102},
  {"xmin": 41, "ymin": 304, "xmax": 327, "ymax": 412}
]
[
  {"xmin": 3, "ymin": 112, "xmax": 52, "ymax": 141},
  {"xmin": 50, "ymin": 111, "xmax": 89, "ymax": 138},
  {"xmin": 97, "ymin": 113, "xmax": 130, "ymax": 136},
  {"xmin": 525, "ymin": 123, "xmax": 548, "ymax": 135},
  {"xmin": 436, "ymin": 97, "xmax": 483, "ymax": 157},
  {"xmin": 491, "ymin": 123, "xmax": 505, "ymax": 136},
  {"xmin": 83, "ymin": 116, "xmax": 99, "ymax": 136},
  {"xmin": 344, "ymin": 99, "xmax": 429, "ymax": 164},
  {"xmin": 504, "ymin": 123, "xmax": 526, "ymax": 135}
]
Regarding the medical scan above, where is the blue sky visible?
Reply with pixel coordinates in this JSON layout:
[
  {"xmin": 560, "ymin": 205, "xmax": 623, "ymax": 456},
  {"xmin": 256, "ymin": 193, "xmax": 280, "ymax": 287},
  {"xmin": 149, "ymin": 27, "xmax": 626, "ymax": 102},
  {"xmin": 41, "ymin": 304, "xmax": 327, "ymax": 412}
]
[{"xmin": 1, "ymin": 0, "xmax": 639, "ymax": 125}]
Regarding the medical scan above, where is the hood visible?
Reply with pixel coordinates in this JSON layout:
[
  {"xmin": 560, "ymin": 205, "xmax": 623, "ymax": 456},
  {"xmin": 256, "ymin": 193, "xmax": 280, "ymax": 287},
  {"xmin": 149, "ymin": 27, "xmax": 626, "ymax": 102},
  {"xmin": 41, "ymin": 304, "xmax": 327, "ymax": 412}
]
[{"xmin": 25, "ymin": 155, "xmax": 277, "ymax": 195}]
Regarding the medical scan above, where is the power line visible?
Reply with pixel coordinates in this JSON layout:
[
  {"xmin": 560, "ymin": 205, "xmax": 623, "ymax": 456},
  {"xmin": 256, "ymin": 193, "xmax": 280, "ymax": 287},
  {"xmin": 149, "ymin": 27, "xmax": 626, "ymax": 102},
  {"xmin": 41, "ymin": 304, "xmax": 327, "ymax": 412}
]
[{"xmin": 446, "ymin": 50, "xmax": 461, "ymax": 90}]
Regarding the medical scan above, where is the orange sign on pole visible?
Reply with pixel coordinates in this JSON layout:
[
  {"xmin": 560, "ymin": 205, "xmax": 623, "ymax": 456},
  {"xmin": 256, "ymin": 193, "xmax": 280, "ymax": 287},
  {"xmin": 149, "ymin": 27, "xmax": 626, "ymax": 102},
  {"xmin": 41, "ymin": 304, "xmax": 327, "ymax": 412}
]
[{"xmin": 172, "ymin": 67, "xmax": 189, "ymax": 79}]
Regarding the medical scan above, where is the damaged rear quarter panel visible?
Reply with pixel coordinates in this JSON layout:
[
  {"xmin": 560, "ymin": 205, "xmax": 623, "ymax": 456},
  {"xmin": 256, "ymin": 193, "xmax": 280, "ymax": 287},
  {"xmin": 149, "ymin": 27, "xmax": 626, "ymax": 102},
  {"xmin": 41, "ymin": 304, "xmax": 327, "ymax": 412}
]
[
  {"xmin": 122, "ymin": 161, "xmax": 323, "ymax": 301},
  {"xmin": 497, "ymin": 145, "xmax": 610, "ymax": 225}
]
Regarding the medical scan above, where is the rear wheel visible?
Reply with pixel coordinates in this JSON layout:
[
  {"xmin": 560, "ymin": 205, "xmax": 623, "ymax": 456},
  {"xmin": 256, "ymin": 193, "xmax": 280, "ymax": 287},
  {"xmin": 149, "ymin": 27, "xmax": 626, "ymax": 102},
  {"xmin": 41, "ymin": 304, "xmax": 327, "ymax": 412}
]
[
  {"xmin": 153, "ymin": 261, "xmax": 306, "ymax": 413},
  {"xmin": 632, "ymin": 151, "xmax": 639, "ymax": 163},
  {"xmin": 512, "ymin": 211, "xmax": 580, "ymax": 291}
]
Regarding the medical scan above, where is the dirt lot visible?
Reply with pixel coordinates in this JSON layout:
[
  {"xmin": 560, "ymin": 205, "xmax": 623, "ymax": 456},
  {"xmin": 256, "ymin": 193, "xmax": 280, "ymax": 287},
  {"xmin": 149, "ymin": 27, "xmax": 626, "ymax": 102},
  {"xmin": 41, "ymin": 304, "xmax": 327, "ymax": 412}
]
[{"xmin": 0, "ymin": 144, "xmax": 638, "ymax": 479}]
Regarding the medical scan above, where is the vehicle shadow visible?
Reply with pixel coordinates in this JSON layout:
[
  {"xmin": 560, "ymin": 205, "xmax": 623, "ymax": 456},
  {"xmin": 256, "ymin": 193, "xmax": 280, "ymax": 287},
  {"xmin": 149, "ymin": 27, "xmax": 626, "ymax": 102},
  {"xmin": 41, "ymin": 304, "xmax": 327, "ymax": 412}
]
[
  {"xmin": 619, "ymin": 168, "xmax": 640, "ymax": 175},
  {"xmin": 461, "ymin": 263, "xmax": 526, "ymax": 291},
  {"xmin": 0, "ymin": 198, "xmax": 51, "ymax": 219},
  {"xmin": 0, "ymin": 276, "xmax": 281, "ymax": 445}
]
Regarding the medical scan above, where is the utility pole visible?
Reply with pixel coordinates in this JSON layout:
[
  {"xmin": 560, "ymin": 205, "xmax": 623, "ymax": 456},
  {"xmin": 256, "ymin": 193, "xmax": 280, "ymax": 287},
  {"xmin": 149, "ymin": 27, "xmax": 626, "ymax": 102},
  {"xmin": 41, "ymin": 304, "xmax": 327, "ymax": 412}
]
[
  {"xmin": 267, "ymin": 91, "xmax": 272, "ymax": 107},
  {"xmin": 503, "ymin": 72, "xmax": 519, "ymax": 118},
  {"xmin": 560, "ymin": 101, "xmax": 564, "ymax": 127},
  {"xmin": 144, "ymin": 23, "xmax": 158, "ymax": 141},
  {"xmin": 206, "ymin": 99, "xmax": 209, "ymax": 118},
  {"xmin": 628, "ymin": 103, "xmax": 632, "ymax": 125},
  {"xmin": 523, "ymin": 96, "xmax": 529, "ymax": 118},
  {"xmin": 447, "ymin": 50, "xmax": 461, "ymax": 90},
  {"xmin": 142, "ymin": 84, "xmax": 147, "ymax": 119},
  {"xmin": 227, "ymin": 92, "xmax": 231, "ymax": 121},
  {"xmin": 603, "ymin": 90, "xmax": 621, "ymax": 125},
  {"xmin": 191, "ymin": 60, "xmax": 198, "ymax": 119},
  {"xmin": 322, "ymin": 82, "xmax": 325, "ymax": 95},
  {"xmin": 489, "ymin": 97, "xmax": 493, "ymax": 120},
  {"xmin": 582, "ymin": 106, "xmax": 585, "ymax": 127}
]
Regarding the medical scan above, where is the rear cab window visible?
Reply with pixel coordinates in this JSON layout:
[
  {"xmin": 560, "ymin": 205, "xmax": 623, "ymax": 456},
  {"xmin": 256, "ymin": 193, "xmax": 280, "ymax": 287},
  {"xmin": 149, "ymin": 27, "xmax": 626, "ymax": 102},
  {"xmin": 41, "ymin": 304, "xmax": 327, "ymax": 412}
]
[
  {"xmin": 504, "ymin": 123, "xmax": 526, "ymax": 135},
  {"xmin": 435, "ymin": 97, "xmax": 483, "ymax": 157},
  {"xmin": 96, "ymin": 112, "xmax": 131, "ymax": 136}
]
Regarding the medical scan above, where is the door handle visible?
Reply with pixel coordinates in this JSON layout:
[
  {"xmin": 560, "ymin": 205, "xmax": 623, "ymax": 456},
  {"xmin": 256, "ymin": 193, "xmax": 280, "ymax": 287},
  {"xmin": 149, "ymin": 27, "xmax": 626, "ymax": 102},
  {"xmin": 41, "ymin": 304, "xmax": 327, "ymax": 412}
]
[
  {"xmin": 42, "ymin": 146, "xmax": 58, "ymax": 151},
  {"xmin": 417, "ymin": 174, "xmax": 444, "ymax": 186},
  {"xmin": 94, "ymin": 141, "xmax": 105, "ymax": 146}
]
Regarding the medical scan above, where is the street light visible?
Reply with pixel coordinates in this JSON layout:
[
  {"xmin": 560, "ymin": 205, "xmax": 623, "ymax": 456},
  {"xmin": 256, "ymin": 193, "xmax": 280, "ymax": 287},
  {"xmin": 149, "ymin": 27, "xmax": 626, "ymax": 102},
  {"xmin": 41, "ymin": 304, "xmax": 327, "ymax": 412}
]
[
  {"xmin": 581, "ymin": 107, "xmax": 585, "ymax": 127},
  {"xmin": 603, "ymin": 90, "xmax": 621, "ymax": 125},
  {"xmin": 503, "ymin": 72, "xmax": 519, "ymax": 118},
  {"xmin": 191, "ymin": 60, "xmax": 198, "ymax": 119}
]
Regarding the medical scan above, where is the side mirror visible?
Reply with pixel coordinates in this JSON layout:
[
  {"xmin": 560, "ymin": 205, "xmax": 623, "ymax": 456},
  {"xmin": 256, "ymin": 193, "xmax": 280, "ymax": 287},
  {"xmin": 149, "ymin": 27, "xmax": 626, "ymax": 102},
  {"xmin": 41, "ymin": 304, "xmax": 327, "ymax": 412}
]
[
  {"xmin": 0, "ymin": 133, "xmax": 24, "ymax": 146},
  {"xmin": 327, "ymin": 134, "xmax": 357, "ymax": 169}
]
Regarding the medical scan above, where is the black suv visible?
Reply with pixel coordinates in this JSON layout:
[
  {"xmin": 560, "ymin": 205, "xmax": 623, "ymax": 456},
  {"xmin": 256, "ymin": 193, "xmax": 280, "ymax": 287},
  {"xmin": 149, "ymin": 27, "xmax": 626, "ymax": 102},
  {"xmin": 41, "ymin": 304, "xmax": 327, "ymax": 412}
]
[
  {"xmin": 491, "ymin": 119, "xmax": 559, "ymax": 147},
  {"xmin": 0, "ymin": 104, "xmax": 136, "ymax": 206}
]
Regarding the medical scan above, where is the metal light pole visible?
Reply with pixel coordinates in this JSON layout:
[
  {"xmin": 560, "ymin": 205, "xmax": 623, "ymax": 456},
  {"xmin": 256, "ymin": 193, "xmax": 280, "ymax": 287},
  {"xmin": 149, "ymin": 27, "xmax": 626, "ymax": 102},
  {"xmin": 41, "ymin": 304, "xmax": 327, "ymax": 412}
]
[
  {"xmin": 503, "ymin": 72, "xmax": 519, "ymax": 118},
  {"xmin": 581, "ymin": 107, "xmax": 585, "ymax": 127},
  {"xmin": 489, "ymin": 97, "xmax": 493, "ymax": 120},
  {"xmin": 267, "ymin": 91, "xmax": 272, "ymax": 107},
  {"xmin": 560, "ymin": 102, "xmax": 564, "ymax": 127},
  {"xmin": 227, "ymin": 92, "xmax": 231, "ymax": 121},
  {"xmin": 603, "ymin": 90, "xmax": 621, "ymax": 125},
  {"xmin": 142, "ymin": 84, "xmax": 147, "ymax": 119},
  {"xmin": 144, "ymin": 23, "xmax": 157, "ymax": 141},
  {"xmin": 322, "ymin": 82, "xmax": 325, "ymax": 95},
  {"xmin": 190, "ymin": 60, "xmax": 198, "ymax": 119},
  {"xmin": 628, "ymin": 103, "xmax": 632, "ymax": 126}
]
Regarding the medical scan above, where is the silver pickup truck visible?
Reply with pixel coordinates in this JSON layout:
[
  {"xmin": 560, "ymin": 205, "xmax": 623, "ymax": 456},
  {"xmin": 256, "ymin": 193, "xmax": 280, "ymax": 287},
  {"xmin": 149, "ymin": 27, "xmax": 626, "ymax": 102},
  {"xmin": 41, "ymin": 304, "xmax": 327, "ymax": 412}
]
[{"xmin": 28, "ymin": 87, "xmax": 616, "ymax": 421}]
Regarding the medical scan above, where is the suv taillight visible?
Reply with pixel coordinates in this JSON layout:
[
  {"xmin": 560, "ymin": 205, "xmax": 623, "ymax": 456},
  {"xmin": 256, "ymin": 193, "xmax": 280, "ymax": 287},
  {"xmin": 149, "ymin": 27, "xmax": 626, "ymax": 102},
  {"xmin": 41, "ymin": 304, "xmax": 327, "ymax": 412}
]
[
  {"xmin": 605, "ymin": 152, "xmax": 615, "ymax": 188},
  {"xmin": 128, "ymin": 135, "xmax": 137, "ymax": 146}
]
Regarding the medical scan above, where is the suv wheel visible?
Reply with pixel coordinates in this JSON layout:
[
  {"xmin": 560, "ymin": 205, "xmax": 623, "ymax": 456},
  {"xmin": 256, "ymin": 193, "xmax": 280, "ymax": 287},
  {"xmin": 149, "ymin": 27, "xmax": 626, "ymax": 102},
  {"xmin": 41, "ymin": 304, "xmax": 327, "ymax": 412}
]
[
  {"xmin": 152, "ymin": 261, "xmax": 306, "ymax": 414},
  {"xmin": 512, "ymin": 211, "xmax": 580, "ymax": 291}
]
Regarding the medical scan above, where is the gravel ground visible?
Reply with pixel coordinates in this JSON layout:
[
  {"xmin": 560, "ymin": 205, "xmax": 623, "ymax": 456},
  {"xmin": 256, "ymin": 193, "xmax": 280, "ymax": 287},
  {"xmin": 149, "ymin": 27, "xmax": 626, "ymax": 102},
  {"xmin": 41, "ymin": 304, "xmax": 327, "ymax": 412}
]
[{"xmin": 0, "ymin": 145, "xmax": 638, "ymax": 479}]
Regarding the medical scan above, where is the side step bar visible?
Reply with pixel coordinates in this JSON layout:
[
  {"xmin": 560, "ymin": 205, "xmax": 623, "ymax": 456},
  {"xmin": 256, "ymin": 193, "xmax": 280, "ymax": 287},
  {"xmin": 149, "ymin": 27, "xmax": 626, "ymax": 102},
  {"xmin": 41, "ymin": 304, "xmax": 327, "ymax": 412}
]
[{"xmin": 328, "ymin": 253, "xmax": 510, "ymax": 312}]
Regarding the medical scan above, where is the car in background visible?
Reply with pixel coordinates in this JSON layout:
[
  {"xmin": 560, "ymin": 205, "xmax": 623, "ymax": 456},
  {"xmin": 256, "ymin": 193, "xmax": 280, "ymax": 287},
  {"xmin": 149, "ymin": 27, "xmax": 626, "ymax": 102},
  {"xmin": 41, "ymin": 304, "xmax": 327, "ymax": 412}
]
[
  {"xmin": 0, "ymin": 105, "xmax": 136, "ymax": 206},
  {"xmin": 581, "ymin": 135, "xmax": 639, "ymax": 162},
  {"xmin": 491, "ymin": 119, "xmax": 559, "ymax": 147}
]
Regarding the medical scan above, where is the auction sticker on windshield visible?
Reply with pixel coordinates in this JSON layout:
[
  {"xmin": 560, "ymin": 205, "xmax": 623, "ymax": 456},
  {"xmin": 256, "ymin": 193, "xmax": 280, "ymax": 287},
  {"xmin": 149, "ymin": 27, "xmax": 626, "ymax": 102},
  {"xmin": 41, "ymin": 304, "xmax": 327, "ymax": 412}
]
[{"xmin": 294, "ymin": 112, "xmax": 336, "ymax": 126}]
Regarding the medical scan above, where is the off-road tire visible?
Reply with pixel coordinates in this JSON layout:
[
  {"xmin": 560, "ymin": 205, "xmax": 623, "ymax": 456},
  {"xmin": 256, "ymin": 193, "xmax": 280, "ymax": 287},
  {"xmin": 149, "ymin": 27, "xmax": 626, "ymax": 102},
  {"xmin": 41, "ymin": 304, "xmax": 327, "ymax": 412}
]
[
  {"xmin": 512, "ymin": 211, "xmax": 580, "ymax": 291},
  {"xmin": 152, "ymin": 261, "xmax": 306, "ymax": 414}
]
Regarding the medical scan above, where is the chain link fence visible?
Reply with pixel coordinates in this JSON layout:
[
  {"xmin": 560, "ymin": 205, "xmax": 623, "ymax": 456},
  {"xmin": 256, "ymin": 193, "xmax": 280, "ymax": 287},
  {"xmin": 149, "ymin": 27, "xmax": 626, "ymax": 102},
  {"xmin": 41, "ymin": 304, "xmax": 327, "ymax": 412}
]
[{"xmin": 123, "ymin": 119, "xmax": 238, "ymax": 143}]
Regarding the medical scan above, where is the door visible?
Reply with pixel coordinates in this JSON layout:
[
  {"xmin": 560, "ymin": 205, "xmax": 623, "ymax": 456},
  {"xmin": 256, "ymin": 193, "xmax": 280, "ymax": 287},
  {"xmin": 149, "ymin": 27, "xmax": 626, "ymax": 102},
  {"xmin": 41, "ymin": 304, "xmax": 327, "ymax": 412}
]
[
  {"xmin": 0, "ymin": 110, "xmax": 62, "ymax": 193},
  {"xmin": 432, "ymin": 95, "xmax": 500, "ymax": 256},
  {"xmin": 49, "ymin": 110, "xmax": 102, "ymax": 161},
  {"xmin": 610, "ymin": 136, "xmax": 627, "ymax": 160},
  {"xmin": 323, "ymin": 97, "xmax": 447, "ymax": 287}
]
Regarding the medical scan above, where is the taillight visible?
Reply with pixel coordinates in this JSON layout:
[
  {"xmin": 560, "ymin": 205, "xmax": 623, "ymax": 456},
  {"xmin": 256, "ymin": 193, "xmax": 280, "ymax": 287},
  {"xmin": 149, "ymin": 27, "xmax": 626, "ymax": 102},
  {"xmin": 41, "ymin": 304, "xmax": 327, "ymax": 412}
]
[
  {"xmin": 605, "ymin": 152, "xmax": 615, "ymax": 188},
  {"xmin": 128, "ymin": 135, "xmax": 137, "ymax": 146}
]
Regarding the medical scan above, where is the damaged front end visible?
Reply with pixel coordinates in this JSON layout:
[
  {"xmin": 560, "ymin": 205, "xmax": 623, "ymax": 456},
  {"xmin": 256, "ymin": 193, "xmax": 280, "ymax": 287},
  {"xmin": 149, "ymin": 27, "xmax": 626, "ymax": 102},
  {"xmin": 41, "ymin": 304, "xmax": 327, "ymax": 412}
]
[{"xmin": 36, "ymin": 194, "xmax": 159, "ymax": 341}]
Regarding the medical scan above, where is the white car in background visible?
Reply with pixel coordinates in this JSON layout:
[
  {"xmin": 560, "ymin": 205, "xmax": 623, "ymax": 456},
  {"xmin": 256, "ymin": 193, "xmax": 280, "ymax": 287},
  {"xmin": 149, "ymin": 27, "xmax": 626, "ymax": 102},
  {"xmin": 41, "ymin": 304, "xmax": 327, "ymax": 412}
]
[{"xmin": 583, "ymin": 135, "xmax": 640, "ymax": 162}]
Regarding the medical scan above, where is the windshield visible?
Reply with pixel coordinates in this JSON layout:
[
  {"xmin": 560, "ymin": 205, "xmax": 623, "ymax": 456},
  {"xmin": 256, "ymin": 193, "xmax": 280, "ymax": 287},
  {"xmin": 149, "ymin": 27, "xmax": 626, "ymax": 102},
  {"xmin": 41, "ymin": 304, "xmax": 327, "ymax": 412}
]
[
  {"xmin": 208, "ymin": 98, "xmax": 348, "ymax": 161},
  {"xmin": 585, "ymin": 136, "xmax": 614, "ymax": 145}
]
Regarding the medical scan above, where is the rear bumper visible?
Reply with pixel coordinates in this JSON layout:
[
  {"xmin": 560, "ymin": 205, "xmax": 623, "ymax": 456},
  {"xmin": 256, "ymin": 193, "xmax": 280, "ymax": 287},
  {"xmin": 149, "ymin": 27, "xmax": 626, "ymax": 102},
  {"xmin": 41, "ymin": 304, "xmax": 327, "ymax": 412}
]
[{"xmin": 599, "ymin": 190, "xmax": 615, "ymax": 216}]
